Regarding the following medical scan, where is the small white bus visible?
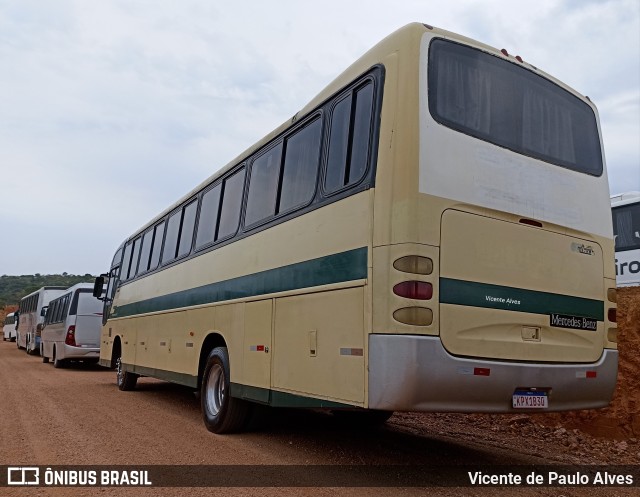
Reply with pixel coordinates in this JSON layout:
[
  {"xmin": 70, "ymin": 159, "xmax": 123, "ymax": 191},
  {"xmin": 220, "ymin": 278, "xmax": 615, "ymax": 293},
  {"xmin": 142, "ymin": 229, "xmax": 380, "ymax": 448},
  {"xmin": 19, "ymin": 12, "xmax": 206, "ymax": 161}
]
[
  {"xmin": 3, "ymin": 313, "xmax": 16, "ymax": 341},
  {"xmin": 611, "ymin": 192, "xmax": 640, "ymax": 286},
  {"xmin": 16, "ymin": 287, "xmax": 67, "ymax": 354},
  {"xmin": 41, "ymin": 283, "xmax": 103, "ymax": 367}
]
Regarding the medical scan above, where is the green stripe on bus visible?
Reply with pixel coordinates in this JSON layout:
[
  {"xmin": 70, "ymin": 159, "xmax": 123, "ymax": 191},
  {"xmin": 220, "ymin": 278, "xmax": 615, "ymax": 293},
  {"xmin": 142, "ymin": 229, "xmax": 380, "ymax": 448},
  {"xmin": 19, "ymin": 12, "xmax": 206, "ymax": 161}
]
[
  {"xmin": 112, "ymin": 247, "xmax": 368, "ymax": 319},
  {"xmin": 440, "ymin": 278, "xmax": 604, "ymax": 320},
  {"xmin": 113, "ymin": 368, "xmax": 356, "ymax": 409}
]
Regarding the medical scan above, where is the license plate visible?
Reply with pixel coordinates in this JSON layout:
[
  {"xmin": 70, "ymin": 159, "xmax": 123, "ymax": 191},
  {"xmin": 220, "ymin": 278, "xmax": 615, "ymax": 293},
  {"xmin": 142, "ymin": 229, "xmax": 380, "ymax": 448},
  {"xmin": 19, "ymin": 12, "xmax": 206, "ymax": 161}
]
[{"xmin": 512, "ymin": 390, "xmax": 548, "ymax": 409}]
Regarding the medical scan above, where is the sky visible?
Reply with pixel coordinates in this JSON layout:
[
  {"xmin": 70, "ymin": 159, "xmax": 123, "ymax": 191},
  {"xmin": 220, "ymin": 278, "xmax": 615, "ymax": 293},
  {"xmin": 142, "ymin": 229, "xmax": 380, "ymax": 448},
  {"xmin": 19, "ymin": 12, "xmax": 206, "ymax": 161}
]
[{"xmin": 0, "ymin": 0, "xmax": 638, "ymax": 276}]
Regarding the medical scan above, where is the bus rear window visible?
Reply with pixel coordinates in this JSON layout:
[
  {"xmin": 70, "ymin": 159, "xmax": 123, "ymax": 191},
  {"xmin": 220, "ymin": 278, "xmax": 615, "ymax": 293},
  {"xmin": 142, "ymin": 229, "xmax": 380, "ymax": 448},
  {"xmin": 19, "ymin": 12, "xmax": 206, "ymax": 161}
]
[
  {"xmin": 613, "ymin": 204, "xmax": 640, "ymax": 252},
  {"xmin": 428, "ymin": 39, "xmax": 603, "ymax": 176}
]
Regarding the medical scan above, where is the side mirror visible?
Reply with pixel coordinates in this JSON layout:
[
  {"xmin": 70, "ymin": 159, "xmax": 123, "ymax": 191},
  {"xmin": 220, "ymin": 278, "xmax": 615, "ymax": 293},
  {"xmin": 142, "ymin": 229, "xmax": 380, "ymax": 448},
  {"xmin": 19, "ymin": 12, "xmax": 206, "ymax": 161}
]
[
  {"xmin": 93, "ymin": 275, "xmax": 105, "ymax": 299},
  {"xmin": 40, "ymin": 306, "xmax": 48, "ymax": 317}
]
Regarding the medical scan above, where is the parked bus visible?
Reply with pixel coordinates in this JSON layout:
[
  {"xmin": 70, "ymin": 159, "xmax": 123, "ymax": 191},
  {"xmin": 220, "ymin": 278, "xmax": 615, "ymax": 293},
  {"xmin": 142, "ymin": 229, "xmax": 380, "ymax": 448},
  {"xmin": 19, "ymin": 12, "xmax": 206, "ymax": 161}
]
[
  {"xmin": 95, "ymin": 23, "xmax": 617, "ymax": 433},
  {"xmin": 17, "ymin": 287, "xmax": 66, "ymax": 354},
  {"xmin": 3, "ymin": 313, "xmax": 16, "ymax": 342},
  {"xmin": 41, "ymin": 283, "xmax": 103, "ymax": 367},
  {"xmin": 611, "ymin": 192, "xmax": 640, "ymax": 286}
]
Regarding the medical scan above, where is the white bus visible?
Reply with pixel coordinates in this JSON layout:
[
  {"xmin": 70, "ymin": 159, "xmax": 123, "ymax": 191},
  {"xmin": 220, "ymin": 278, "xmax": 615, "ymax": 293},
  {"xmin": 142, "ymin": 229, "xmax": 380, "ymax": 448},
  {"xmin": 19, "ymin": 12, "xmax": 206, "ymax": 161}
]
[
  {"xmin": 16, "ymin": 287, "xmax": 67, "ymax": 354},
  {"xmin": 611, "ymin": 192, "xmax": 640, "ymax": 286},
  {"xmin": 95, "ymin": 23, "xmax": 617, "ymax": 433},
  {"xmin": 3, "ymin": 313, "xmax": 16, "ymax": 342},
  {"xmin": 41, "ymin": 283, "xmax": 103, "ymax": 367}
]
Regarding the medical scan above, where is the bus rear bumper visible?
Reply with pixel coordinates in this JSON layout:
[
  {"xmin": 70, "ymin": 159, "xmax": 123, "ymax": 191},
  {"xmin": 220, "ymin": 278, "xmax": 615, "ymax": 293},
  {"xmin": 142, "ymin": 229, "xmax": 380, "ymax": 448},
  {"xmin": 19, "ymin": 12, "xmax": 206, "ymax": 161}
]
[
  {"xmin": 368, "ymin": 334, "xmax": 618, "ymax": 412},
  {"xmin": 63, "ymin": 344, "xmax": 100, "ymax": 360}
]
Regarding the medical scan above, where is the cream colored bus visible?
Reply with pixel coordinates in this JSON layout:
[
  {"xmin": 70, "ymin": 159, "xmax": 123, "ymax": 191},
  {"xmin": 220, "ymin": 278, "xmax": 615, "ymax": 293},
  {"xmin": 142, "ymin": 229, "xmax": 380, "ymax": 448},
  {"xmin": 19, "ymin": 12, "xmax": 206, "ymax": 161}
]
[{"xmin": 95, "ymin": 23, "xmax": 618, "ymax": 433}]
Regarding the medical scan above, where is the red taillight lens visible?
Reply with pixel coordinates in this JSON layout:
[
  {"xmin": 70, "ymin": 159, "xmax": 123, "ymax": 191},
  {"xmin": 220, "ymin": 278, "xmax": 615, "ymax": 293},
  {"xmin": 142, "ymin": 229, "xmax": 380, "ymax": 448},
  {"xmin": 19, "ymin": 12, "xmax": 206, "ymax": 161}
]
[
  {"xmin": 393, "ymin": 281, "xmax": 433, "ymax": 300},
  {"xmin": 608, "ymin": 308, "xmax": 617, "ymax": 324},
  {"xmin": 65, "ymin": 326, "xmax": 76, "ymax": 346}
]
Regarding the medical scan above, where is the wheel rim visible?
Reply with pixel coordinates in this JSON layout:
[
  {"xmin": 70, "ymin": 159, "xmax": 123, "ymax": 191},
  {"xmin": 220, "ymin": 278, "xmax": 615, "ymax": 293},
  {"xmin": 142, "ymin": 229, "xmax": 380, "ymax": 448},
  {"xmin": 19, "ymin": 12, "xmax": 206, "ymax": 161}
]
[
  {"xmin": 116, "ymin": 357, "xmax": 123, "ymax": 386},
  {"xmin": 205, "ymin": 363, "xmax": 225, "ymax": 416}
]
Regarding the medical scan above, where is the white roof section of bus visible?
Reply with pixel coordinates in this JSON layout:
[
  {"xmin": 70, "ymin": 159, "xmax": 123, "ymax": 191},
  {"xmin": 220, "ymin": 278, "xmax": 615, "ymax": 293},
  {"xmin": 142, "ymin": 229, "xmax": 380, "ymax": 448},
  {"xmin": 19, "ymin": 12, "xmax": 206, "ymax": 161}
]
[
  {"xmin": 611, "ymin": 191, "xmax": 640, "ymax": 208},
  {"xmin": 63, "ymin": 282, "xmax": 95, "ymax": 293},
  {"xmin": 20, "ymin": 286, "xmax": 67, "ymax": 300}
]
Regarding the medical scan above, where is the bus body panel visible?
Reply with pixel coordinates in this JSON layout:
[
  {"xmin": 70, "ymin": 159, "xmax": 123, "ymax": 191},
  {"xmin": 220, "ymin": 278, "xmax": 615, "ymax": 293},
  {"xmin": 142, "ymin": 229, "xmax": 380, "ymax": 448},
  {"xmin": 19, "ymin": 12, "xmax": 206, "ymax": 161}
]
[
  {"xmin": 439, "ymin": 209, "xmax": 605, "ymax": 363},
  {"xmin": 272, "ymin": 287, "xmax": 366, "ymax": 405},
  {"xmin": 242, "ymin": 300, "xmax": 273, "ymax": 394},
  {"xmin": 368, "ymin": 334, "xmax": 617, "ymax": 412},
  {"xmin": 102, "ymin": 191, "xmax": 373, "ymax": 406}
]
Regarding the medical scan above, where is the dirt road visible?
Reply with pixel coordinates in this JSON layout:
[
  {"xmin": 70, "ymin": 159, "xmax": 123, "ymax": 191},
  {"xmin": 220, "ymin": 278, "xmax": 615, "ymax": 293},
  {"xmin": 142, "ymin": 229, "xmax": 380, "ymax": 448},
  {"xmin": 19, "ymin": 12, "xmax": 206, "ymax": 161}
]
[{"xmin": 0, "ymin": 340, "xmax": 637, "ymax": 497}]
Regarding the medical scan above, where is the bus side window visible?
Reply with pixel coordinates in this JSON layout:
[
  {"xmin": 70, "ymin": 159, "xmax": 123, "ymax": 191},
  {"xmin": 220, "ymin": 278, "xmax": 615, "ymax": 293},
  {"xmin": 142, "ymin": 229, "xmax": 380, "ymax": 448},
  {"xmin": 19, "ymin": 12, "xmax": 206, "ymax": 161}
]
[
  {"xmin": 279, "ymin": 117, "xmax": 322, "ymax": 213},
  {"xmin": 129, "ymin": 237, "xmax": 142, "ymax": 279},
  {"xmin": 162, "ymin": 210, "xmax": 182, "ymax": 265},
  {"xmin": 149, "ymin": 222, "xmax": 165, "ymax": 271},
  {"xmin": 177, "ymin": 200, "xmax": 198, "ymax": 258},
  {"xmin": 325, "ymin": 81, "xmax": 375, "ymax": 194},
  {"xmin": 63, "ymin": 294, "xmax": 72, "ymax": 317},
  {"xmin": 120, "ymin": 242, "xmax": 133, "ymax": 282},
  {"xmin": 217, "ymin": 168, "xmax": 245, "ymax": 239},
  {"xmin": 137, "ymin": 228, "xmax": 154, "ymax": 275},
  {"xmin": 245, "ymin": 145, "xmax": 283, "ymax": 227},
  {"xmin": 195, "ymin": 184, "xmax": 222, "ymax": 249}
]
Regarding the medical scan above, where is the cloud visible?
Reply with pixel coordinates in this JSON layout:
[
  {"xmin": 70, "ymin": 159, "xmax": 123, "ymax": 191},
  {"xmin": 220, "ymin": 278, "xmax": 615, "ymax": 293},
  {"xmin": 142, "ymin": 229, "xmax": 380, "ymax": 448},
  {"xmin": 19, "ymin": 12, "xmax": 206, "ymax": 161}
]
[{"xmin": 0, "ymin": 0, "xmax": 638, "ymax": 275}]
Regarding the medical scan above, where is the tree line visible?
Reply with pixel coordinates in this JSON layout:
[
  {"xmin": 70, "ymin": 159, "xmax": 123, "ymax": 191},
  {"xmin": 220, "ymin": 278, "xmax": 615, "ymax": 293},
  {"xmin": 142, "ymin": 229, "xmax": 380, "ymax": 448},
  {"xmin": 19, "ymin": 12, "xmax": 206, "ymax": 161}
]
[{"xmin": 0, "ymin": 274, "xmax": 95, "ymax": 308}]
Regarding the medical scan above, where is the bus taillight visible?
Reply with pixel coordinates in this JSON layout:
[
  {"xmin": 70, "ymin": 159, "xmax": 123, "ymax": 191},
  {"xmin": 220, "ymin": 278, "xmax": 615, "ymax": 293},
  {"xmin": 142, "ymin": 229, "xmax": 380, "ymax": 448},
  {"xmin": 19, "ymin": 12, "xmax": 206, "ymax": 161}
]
[
  {"xmin": 393, "ymin": 281, "xmax": 433, "ymax": 300},
  {"xmin": 65, "ymin": 326, "xmax": 77, "ymax": 347},
  {"xmin": 393, "ymin": 256, "xmax": 433, "ymax": 275},
  {"xmin": 608, "ymin": 308, "xmax": 616, "ymax": 323}
]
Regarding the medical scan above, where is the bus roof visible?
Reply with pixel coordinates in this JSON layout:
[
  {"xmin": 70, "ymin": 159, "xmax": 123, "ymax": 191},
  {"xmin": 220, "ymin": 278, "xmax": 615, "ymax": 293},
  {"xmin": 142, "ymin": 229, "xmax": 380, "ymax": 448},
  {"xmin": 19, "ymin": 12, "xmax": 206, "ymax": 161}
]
[
  {"xmin": 611, "ymin": 191, "xmax": 640, "ymax": 208},
  {"xmin": 19, "ymin": 286, "xmax": 68, "ymax": 301}
]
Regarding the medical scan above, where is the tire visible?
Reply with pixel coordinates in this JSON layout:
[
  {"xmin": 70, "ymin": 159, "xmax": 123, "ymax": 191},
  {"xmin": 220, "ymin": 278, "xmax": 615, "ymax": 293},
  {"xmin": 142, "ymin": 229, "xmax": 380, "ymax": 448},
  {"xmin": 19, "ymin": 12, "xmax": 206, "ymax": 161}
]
[
  {"xmin": 53, "ymin": 349, "xmax": 66, "ymax": 368},
  {"xmin": 116, "ymin": 355, "xmax": 138, "ymax": 391},
  {"xmin": 42, "ymin": 354, "xmax": 49, "ymax": 364},
  {"xmin": 201, "ymin": 347, "xmax": 251, "ymax": 434}
]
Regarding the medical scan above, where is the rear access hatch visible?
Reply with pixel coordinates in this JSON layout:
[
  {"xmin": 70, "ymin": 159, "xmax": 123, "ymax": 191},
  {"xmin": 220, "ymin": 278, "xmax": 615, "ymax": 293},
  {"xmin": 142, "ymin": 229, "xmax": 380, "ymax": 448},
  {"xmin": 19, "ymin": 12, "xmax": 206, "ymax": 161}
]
[{"xmin": 439, "ymin": 209, "xmax": 605, "ymax": 363}]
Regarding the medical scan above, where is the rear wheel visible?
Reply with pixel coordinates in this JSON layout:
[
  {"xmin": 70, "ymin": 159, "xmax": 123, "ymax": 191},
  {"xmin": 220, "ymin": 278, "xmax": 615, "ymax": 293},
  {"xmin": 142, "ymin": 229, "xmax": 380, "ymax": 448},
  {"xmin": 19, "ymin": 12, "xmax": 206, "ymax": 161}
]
[
  {"xmin": 53, "ymin": 349, "xmax": 66, "ymax": 368},
  {"xmin": 201, "ymin": 347, "xmax": 251, "ymax": 433},
  {"xmin": 116, "ymin": 355, "xmax": 138, "ymax": 391}
]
